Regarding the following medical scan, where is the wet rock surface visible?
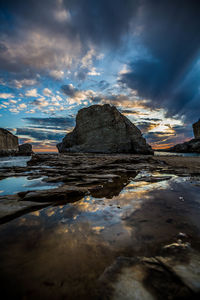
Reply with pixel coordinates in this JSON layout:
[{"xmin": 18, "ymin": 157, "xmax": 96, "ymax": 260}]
[
  {"xmin": 0, "ymin": 153, "xmax": 157, "ymax": 222},
  {"xmin": 57, "ymin": 104, "xmax": 153, "ymax": 154},
  {"xmin": 99, "ymin": 245, "xmax": 200, "ymax": 300},
  {"xmin": 0, "ymin": 153, "xmax": 200, "ymax": 299}
]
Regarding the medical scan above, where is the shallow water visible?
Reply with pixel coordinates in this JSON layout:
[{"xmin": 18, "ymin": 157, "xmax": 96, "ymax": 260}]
[
  {"xmin": 155, "ymin": 151, "xmax": 200, "ymax": 157},
  {"xmin": 0, "ymin": 176, "xmax": 61, "ymax": 195},
  {"xmin": 0, "ymin": 156, "xmax": 31, "ymax": 167},
  {"xmin": 0, "ymin": 172, "xmax": 200, "ymax": 299}
]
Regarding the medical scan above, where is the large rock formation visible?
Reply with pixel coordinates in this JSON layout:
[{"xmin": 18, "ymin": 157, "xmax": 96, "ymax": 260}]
[
  {"xmin": 193, "ymin": 119, "xmax": 200, "ymax": 139},
  {"xmin": 57, "ymin": 104, "xmax": 153, "ymax": 154},
  {"xmin": 0, "ymin": 128, "xmax": 18, "ymax": 154},
  {"xmin": 18, "ymin": 143, "xmax": 33, "ymax": 155}
]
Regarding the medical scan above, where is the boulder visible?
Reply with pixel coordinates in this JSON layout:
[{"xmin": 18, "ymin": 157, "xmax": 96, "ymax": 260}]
[
  {"xmin": 0, "ymin": 128, "xmax": 18, "ymax": 155},
  {"xmin": 18, "ymin": 143, "xmax": 33, "ymax": 155},
  {"xmin": 57, "ymin": 104, "xmax": 153, "ymax": 154}
]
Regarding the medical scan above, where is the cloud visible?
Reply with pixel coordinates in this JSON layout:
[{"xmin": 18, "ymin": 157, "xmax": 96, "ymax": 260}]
[
  {"xmin": 0, "ymin": 93, "xmax": 14, "ymax": 99},
  {"xmin": 96, "ymin": 80, "xmax": 110, "ymax": 90},
  {"xmin": 13, "ymin": 78, "xmax": 37, "ymax": 89},
  {"xmin": 25, "ymin": 88, "xmax": 38, "ymax": 97},
  {"xmin": 119, "ymin": 0, "xmax": 200, "ymax": 121},
  {"xmin": 49, "ymin": 70, "xmax": 64, "ymax": 80},
  {"xmin": 18, "ymin": 103, "xmax": 27, "ymax": 109},
  {"xmin": 88, "ymin": 67, "xmax": 100, "ymax": 76},
  {"xmin": 61, "ymin": 84, "xmax": 77, "ymax": 97},
  {"xmin": 16, "ymin": 127, "xmax": 65, "ymax": 141},
  {"xmin": 9, "ymin": 108, "xmax": 19, "ymax": 114},
  {"xmin": 30, "ymin": 98, "xmax": 49, "ymax": 108},
  {"xmin": 61, "ymin": 84, "xmax": 96, "ymax": 104},
  {"xmin": 1, "ymin": 0, "xmax": 200, "ymax": 148},
  {"xmin": 43, "ymin": 88, "xmax": 53, "ymax": 97},
  {"xmin": 0, "ymin": 0, "xmax": 139, "ymax": 79},
  {"xmin": 23, "ymin": 116, "xmax": 75, "ymax": 129}
]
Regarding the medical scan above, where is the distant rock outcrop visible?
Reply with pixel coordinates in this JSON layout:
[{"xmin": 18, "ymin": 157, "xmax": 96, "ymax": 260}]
[
  {"xmin": 0, "ymin": 128, "xmax": 18, "ymax": 155},
  {"xmin": 57, "ymin": 104, "xmax": 153, "ymax": 154},
  {"xmin": 169, "ymin": 119, "xmax": 200, "ymax": 153},
  {"xmin": 18, "ymin": 143, "xmax": 33, "ymax": 155},
  {"xmin": 193, "ymin": 120, "xmax": 200, "ymax": 139},
  {"xmin": 0, "ymin": 128, "xmax": 34, "ymax": 156},
  {"xmin": 170, "ymin": 139, "xmax": 200, "ymax": 153}
]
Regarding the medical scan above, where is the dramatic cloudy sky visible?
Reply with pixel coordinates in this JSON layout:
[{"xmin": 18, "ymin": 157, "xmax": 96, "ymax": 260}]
[{"xmin": 0, "ymin": 0, "xmax": 200, "ymax": 151}]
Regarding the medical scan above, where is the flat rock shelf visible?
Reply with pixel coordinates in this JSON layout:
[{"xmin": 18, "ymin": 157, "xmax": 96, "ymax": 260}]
[{"xmin": 0, "ymin": 153, "xmax": 200, "ymax": 299}]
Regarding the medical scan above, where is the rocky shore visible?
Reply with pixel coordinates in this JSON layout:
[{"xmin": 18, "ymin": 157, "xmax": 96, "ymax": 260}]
[
  {"xmin": 1, "ymin": 153, "xmax": 200, "ymax": 299},
  {"xmin": 1, "ymin": 152, "xmax": 200, "ymax": 223}
]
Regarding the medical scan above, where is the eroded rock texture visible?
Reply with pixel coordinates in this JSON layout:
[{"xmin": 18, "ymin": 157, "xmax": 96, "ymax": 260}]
[
  {"xmin": 18, "ymin": 143, "xmax": 33, "ymax": 155},
  {"xmin": 193, "ymin": 119, "xmax": 200, "ymax": 139},
  {"xmin": 0, "ymin": 128, "xmax": 18, "ymax": 154},
  {"xmin": 57, "ymin": 104, "xmax": 153, "ymax": 154},
  {"xmin": 170, "ymin": 139, "xmax": 200, "ymax": 153}
]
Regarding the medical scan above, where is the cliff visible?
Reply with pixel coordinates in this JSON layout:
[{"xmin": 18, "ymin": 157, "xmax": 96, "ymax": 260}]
[
  {"xmin": 0, "ymin": 128, "xmax": 18, "ymax": 154},
  {"xmin": 192, "ymin": 120, "xmax": 200, "ymax": 139}
]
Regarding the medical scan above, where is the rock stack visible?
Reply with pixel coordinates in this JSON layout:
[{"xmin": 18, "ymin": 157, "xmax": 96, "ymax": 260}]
[
  {"xmin": 0, "ymin": 128, "xmax": 33, "ymax": 156},
  {"xmin": 57, "ymin": 104, "xmax": 153, "ymax": 154},
  {"xmin": 169, "ymin": 119, "xmax": 200, "ymax": 153},
  {"xmin": 0, "ymin": 128, "xmax": 18, "ymax": 155}
]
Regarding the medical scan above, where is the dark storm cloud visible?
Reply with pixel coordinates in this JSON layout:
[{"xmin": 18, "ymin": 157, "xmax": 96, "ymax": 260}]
[
  {"xmin": 0, "ymin": 0, "xmax": 139, "ymax": 74},
  {"xmin": 64, "ymin": 0, "xmax": 139, "ymax": 46},
  {"xmin": 120, "ymin": 0, "xmax": 200, "ymax": 121},
  {"xmin": 61, "ymin": 85, "xmax": 78, "ymax": 97},
  {"xmin": 0, "ymin": 0, "xmax": 139, "ymax": 44},
  {"xmin": 1, "ymin": 0, "xmax": 200, "ymax": 128},
  {"xmin": 23, "ymin": 117, "xmax": 75, "ymax": 129},
  {"xmin": 136, "ymin": 121, "xmax": 154, "ymax": 133}
]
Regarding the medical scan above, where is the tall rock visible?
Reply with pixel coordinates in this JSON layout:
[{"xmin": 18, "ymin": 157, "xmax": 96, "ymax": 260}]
[
  {"xmin": 0, "ymin": 128, "xmax": 18, "ymax": 154},
  {"xmin": 193, "ymin": 120, "xmax": 200, "ymax": 139},
  {"xmin": 18, "ymin": 143, "xmax": 33, "ymax": 155},
  {"xmin": 57, "ymin": 104, "xmax": 153, "ymax": 154}
]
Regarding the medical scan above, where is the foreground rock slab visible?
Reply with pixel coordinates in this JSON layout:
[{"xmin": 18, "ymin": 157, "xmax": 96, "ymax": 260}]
[
  {"xmin": 0, "ymin": 195, "xmax": 50, "ymax": 224},
  {"xmin": 99, "ymin": 245, "xmax": 200, "ymax": 300},
  {"xmin": 1, "ymin": 153, "xmax": 200, "ymax": 224},
  {"xmin": 0, "ymin": 153, "xmax": 157, "ymax": 223}
]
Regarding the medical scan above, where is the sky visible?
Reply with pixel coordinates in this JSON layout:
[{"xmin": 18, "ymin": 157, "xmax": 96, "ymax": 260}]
[{"xmin": 0, "ymin": 0, "xmax": 200, "ymax": 152}]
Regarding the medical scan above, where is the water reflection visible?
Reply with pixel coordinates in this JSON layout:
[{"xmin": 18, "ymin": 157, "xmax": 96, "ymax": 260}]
[
  {"xmin": 155, "ymin": 151, "xmax": 200, "ymax": 157},
  {"xmin": 0, "ymin": 156, "xmax": 31, "ymax": 168},
  {"xmin": 0, "ymin": 176, "xmax": 61, "ymax": 195},
  {"xmin": 0, "ymin": 172, "xmax": 200, "ymax": 299}
]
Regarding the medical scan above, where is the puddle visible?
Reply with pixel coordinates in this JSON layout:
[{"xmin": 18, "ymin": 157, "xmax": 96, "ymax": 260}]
[
  {"xmin": 0, "ymin": 156, "xmax": 31, "ymax": 168},
  {"xmin": 0, "ymin": 173, "xmax": 200, "ymax": 299},
  {"xmin": 0, "ymin": 176, "xmax": 61, "ymax": 195}
]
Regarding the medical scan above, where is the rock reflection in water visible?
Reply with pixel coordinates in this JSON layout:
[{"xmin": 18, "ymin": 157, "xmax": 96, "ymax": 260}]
[
  {"xmin": 0, "ymin": 173, "xmax": 200, "ymax": 299},
  {"xmin": 0, "ymin": 176, "xmax": 62, "ymax": 195}
]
